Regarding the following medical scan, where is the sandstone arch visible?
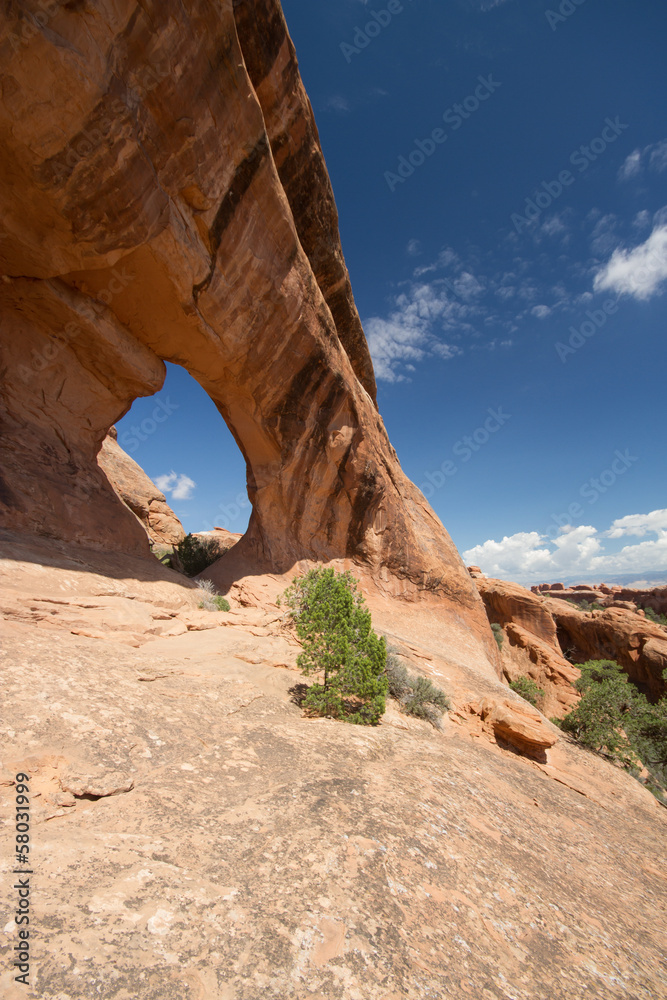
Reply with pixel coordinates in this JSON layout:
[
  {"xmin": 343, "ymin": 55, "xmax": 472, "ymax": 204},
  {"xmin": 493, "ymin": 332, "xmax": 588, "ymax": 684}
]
[{"xmin": 0, "ymin": 0, "xmax": 496, "ymax": 661}]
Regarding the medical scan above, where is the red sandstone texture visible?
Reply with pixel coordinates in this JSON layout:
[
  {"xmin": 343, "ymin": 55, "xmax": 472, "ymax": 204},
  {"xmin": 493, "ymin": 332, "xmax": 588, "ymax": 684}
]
[
  {"xmin": 532, "ymin": 581, "xmax": 667, "ymax": 616},
  {"xmin": 473, "ymin": 577, "xmax": 667, "ymax": 705},
  {"xmin": 544, "ymin": 599, "xmax": 667, "ymax": 701},
  {"xmin": 0, "ymin": 0, "xmax": 497, "ymax": 669},
  {"xmin": 474, "ymin": 577, "xmax": 580, "ymax": 717},
  {"xmin": 97, "ymin": 427, "xmax": 185, "ymax": 547}
]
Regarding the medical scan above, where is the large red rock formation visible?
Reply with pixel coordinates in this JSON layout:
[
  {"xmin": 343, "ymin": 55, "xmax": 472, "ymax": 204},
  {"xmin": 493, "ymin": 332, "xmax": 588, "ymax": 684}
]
[
  {"xmin": 0, "ymin": 0, "xmax": 496, "ymax": 663},
  {"xmin": 544, "ymin": 599, "xmax": 667, "ymax": 701},
  {"xmin": 97, "ymin": 427, "xmax": 185, "ymax": 547},
  {"xmin": 474, "ymin": 577, "xmax": 580, "ymax": 717}
]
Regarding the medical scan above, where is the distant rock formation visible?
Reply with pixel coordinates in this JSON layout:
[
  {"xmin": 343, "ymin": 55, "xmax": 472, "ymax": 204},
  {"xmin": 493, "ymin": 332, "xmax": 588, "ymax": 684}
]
[
  {"xmin": 98, "ymin": 428, "xmax": 185, "ymax": 547},
  {"xmin": 532, "ymin": 581, "xmax": 667, "ymax": 616},
  {"xmin": 473, "ymin": 577, "xmax": 667, "ymax": 705},
  {"xmin": 544, "ymin": 599, "xmax": 667, "ymax": 702},
  {"xmin": 474, "ymin": 577, "xmax": 580, "ymax": 717}
]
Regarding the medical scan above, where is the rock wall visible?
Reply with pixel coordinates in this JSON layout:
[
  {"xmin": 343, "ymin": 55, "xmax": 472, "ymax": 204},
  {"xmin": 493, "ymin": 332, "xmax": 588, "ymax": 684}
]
[
  {"xmin": 544, "ymin": 599, "xmax": 667, "ymax": 702},
  {"xmin": 97, "ymin": 428, "xmax": 185, "ymax": 547},
  {"xmin": 474, "ymin": 577, "xmax": 580, "ymax": 717},
  {"xmin": 0, "ymin": 0, "xmax": 495, "ymax": 658}
]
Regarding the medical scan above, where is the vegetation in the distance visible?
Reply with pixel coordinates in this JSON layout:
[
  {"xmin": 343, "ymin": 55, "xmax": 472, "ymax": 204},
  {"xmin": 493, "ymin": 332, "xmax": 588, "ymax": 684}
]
[
  {"xmin": 509, "ymin": 675, "xmax": 545, "ymax": 709},
  {"xmin": 279, "ymin": 568, "xmax": 388, "ymax": 725},
  {"xmin": 196, "ymin": 579, "xmax": 230, "ymax": 612},
  {"xmin": 643, "ymin": 606, "xmax": 667, "ymax": 627},
  {"xmin": 490, "ymin": 622, "xmax": 504, "ymax": 650},
  {"xmin": 566, "ymin": 599, "xmax": 606, "ymax": 612},
  {"xmin": 385, "ymin": 652, "xmax": 450, "ymax": 728},
  {"xmin": 559, "ymin": 659, "xmax": 667, "ymax": 801},
  {"xmin": 177, "ymin": 533, "xmax": 221, "ymax": 577}
]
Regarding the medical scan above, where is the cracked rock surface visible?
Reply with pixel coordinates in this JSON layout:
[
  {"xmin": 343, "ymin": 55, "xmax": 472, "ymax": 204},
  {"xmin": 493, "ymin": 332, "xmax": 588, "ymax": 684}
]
[{"xmin": 1, "ymin": 545, "xmax": 666, "ymax": 999}]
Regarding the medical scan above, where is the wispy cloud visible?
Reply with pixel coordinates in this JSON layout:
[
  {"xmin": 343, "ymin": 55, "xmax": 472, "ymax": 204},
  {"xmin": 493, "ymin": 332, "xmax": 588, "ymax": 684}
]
[
  {"xmin": 618, "ymin": 149, "xmax": 642, "ymax": 181},
  {"xmin": 593, "ymin": 220, "xmax": 667, "ymax": 300},
  {"xmin": 618, "ymin": 138, "xmax": 667, "ymax": 181},
  {"xmin": 365, "ymin": 285, "xmax": 466, "ymax": 382},
  {"xmin": 154, "ymin": 471, "xmax": 196, "ymax": 501},
  {"xmin": 323, "ymin": 94, "xmax": 350, "ymax": 114},
  {"xmin": 463, "ymin": 509, "xmax": 667, "ymax": 583},
  {"xmin": 364, "ymin": 239, "xmax": 585, "ymax": 380}
]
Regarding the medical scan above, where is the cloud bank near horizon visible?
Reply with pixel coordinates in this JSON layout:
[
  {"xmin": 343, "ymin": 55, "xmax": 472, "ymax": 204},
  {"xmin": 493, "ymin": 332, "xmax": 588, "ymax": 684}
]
[{"xmin": 463, "ymin": 509, "xmax": 667, "ymax": 584}]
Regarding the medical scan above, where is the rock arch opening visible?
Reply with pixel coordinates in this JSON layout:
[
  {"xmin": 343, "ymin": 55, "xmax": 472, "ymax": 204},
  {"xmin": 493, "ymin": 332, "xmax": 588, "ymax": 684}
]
[{"xmin": 113, "ymin": 362, "xmax": 250, "ymax": 542}]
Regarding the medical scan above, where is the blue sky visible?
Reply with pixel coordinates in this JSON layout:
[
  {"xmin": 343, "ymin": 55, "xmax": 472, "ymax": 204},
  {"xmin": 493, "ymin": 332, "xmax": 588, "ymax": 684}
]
[{"xmin": 118, "ymin": 0, "xmax": 667, "ymax": 585}]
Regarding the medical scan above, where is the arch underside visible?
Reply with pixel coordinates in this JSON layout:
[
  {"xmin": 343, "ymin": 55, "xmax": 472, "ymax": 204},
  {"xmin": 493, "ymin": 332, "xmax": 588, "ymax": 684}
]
[{"xmin": 0, "ymin": 0, "xmax": 487, "ymax": 628}]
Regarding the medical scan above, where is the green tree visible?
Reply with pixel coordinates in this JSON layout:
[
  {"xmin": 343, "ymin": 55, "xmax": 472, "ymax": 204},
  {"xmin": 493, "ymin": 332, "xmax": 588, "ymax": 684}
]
[
  {"xmin": 561, "ymin": 661, "xmax": 667, "ymax": 796},
  {"xmin": 509, "ymin": 676, "xmax": 545, "ymax": 709},
  {"xmin": 560, "ymin": 660, "xmax": 637, "ymax": 765},
  {"xmin": 279, "ymin": 568, "xmax": 388, "ymax": 725},
  {"xmin": 643, "ymin": 606, "xmax": 667, "ymax": 627},
  {"xmin": 177, "ymin": 533, "xmax": 220, "ymax": 577}
]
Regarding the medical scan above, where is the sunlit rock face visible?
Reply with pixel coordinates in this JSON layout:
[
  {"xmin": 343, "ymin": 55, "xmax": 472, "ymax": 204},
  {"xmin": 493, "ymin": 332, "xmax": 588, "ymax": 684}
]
[{"xmin": 0, "ymin": 0, "xmax": 495, "ymax": 660}]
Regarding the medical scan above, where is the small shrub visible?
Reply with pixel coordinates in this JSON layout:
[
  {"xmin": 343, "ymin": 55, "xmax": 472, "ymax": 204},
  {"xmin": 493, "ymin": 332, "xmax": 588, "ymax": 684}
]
[
  {"xmin": 196, "ymin": 579, "xmax": 230, "ymax": 612},
  {"xmin": 386, "ymin": 652, "xmax": 450, "ymax": 728},
  {"xmin": 177, "ymin": 533, "xmax": 220, "ymax": 577},
  {"xmin": 644, "ymin": 606, "xmax": 667, "ymax": 627},
  {"xmin": 280, "ymin": 568, "xmax": 387, "ymax": 725},
  {"xmin": 490, "ymin": 623, "xmax": 504, "ymax": 650},
  {"xmin": 509, "ymin": 676, "xmax": 545, "ymax": 709},
  {"xmin": 385, "ymin": 653, "xmax": 412, "ymax": 700}
]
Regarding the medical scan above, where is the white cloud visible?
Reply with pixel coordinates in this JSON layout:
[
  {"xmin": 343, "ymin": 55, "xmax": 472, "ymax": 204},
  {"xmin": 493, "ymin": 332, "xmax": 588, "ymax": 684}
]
[
  {"xmin": 531, "ymin": 304, "xmax": 551, "ymax": 319},
  {"xmin": 154, "ymin": 471, "xmax": 196, "ymax": 501},
  {"xmin": 463, "ymin": 525, "xmax": 601, "ymax": 581},
  {"xmin": 406, "ymin": 239, "xmax": 421, "ymax": 257},
  {"xmin": 606, "ymin": 509, "xmax": 667, "ymax": 539},
  {"xmin": 323, "ymin": 95, "xmax": 350, "ymax": 114},
  {"xmin": 618, "ymin": 149, "xmax": 642, "ymax": 181},
  {"xmin": 364, "ymin": 282, "xmax": 474, "ymax": 381},
  {"xmin": 463, "ymin": 512, "xmax": 667, "ymax": 584},
  {"xmin": 540, "ymin": 214, "xmax": 568, "ymax": 239},
  {"xmin": 648, "ymin": 139, "xmax": 667, "ymax": 173},
  {"xmin": 618, "ymin": 139, "xmax": 667, "ymax": 180},
  {"xmin": 593, "ymin": 222, "xmax": 667, "ymax": 300}
]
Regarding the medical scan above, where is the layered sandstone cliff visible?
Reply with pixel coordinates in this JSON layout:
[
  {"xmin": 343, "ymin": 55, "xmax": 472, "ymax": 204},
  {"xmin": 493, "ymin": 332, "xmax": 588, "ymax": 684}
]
[
  {"xmin": 98, "ymin": 427, "xmax": 185, "ymax": 547},
  {"xmin": 474, "ymin": 576, "xmax": 581, "ymax": 717},
  {"xmin": 473, "ymin": 574, "xmax": 667, "ymax": 706},
  {"xmin": 0, "ymin": 0, "xmax": 494, "ymax": 666},
  {"xmin": 544, "ymin": 599, "xmax": 667, "ymax": 701}
]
